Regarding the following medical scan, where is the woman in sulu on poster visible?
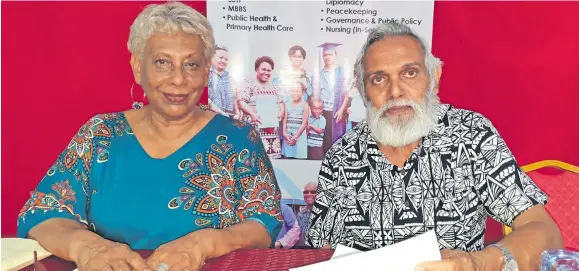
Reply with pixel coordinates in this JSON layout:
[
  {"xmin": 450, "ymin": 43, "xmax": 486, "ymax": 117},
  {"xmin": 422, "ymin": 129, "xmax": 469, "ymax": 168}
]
[
  {"xmin": 281, "ymin": 79, "xmax": 309, "ymax": 159},
  {"xmin": 272, "ymin": 45, "xmax": 313, "ymax": 103},
  {"xmin": 238, "ymin": 56, "xmax": 284, "ymax": 159}
]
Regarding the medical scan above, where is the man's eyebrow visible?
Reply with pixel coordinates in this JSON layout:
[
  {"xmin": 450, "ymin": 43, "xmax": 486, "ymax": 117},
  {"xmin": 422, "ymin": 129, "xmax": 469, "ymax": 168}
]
[{"xmin": 402, "ymin": 62, "xmax": 422, "ymax": 69}]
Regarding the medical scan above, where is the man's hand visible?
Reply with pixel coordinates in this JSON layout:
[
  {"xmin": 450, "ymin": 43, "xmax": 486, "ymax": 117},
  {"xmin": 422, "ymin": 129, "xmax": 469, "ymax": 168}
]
[{"xmin": 416, "ymin": 249, "xmax": 486, "ymax": 271}]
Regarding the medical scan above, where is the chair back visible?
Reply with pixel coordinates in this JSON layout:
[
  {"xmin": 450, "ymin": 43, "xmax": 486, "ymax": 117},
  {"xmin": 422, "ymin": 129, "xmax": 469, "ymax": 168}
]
[{"xmin": 504, "ymin": 160, "xmax": 579, "ymax": 251}]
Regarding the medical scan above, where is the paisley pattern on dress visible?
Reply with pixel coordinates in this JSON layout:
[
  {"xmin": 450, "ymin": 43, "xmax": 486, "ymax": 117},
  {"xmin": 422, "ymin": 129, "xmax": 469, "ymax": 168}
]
[
  {"xmin": 18, "ymin": 180, "xmax": 87, "ymax": 226},
  {"xmin": 170, "ymin": 135, "xmax": 283, "ymax": 228},
  {"xmin": 236, "ymin": 148, "xmax": 282, "ymax": 221},
  {"xmin": 18, "ymin": 114, "xmax": 127, "ymax": 226}
]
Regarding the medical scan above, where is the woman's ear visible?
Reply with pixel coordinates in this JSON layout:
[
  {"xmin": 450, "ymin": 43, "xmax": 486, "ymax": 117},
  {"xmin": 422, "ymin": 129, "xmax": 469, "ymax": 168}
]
[{"xmin": 130, "ymin": 54, "xmax": 142, "ymax": 85}]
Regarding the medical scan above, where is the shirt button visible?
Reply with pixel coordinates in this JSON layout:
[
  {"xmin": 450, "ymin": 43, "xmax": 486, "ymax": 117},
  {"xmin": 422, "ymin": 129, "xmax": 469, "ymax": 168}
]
[{"xmin": 400, "ymin": 169, "xmax": 406, "ymax": 175}]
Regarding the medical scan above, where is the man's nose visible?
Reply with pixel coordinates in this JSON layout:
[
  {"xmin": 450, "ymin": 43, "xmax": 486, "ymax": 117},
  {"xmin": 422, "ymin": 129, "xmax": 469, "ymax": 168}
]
[{"xmin": 388, "ymin": 78, "xmax": 404, "ymax": 99}]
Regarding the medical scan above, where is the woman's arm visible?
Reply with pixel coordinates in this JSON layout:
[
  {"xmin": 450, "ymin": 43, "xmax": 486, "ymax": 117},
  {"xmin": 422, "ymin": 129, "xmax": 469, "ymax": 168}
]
[
  {"xmin": 233, "ymin": 87, "xmax": 241, "ymax": 117},
  {"xmin": 28, "ymin": 219, "xmax": 106, "ymax": 261},
  {"xmin": 187, "ymin": 220, "xmax": 273, "ymax": 259},
  {"xmin": 237, "ymin": 82, "xmax": 254, "ymax": 116},
  {"xmin": 18, "ymin": 115, "xmax": 148, "ymax": 269},
  {"xmin": 338, "ymin": 95, "xmax": 352, "ymax": 114},
  {"xmin": 294, "ymin": 103, "xmax": 310, "ymax": 138},
  {"xmin": 208, "ymin": 98, "xmax": 226, "ymax": 115},
  {"xmin": 282, "ymin": 104, "xmax": 289, "ymax": 138}
]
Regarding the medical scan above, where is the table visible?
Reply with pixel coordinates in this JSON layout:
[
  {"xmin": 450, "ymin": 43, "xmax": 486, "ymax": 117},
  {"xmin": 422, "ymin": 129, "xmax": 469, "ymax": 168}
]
[{"xmin": 20, "ymin": 249, "xmax": 334, "ymax": 271}]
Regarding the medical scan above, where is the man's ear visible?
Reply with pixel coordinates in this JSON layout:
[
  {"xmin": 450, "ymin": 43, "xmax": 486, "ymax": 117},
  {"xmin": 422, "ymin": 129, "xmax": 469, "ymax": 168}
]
[
  {"xmin": 130, "ymin": 54, "xmax": 142, "ymax": 85},
  {"xmin": 433, "ymin": 65, "xmax": 442, "ymax": 94}
]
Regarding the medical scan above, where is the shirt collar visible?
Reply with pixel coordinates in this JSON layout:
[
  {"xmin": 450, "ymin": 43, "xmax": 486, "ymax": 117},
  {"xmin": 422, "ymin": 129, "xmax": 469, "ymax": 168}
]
[
  {"xmin": 357, "ymin": 103, "xmax": 451, "ymax": 168},
  {"xmin": 210, "ymin": 67, "xmax": 228, "ymax": 78}
]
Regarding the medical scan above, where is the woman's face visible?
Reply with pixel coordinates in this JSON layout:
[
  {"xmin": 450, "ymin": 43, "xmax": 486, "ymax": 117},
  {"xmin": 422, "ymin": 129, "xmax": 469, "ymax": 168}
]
[
  {"xmin": 290, "ymin": 50, "xmax": 304, "ymax": 69},
  {"xmin": 290, "ymin": 83, "xmax": 303, "ymax": 102},
  {"xmin": 211, "ymin": 49, "xmax": 228, "ymax": 71},
  {"xmin": 131, "ymin": 31, "xmax": 209, "ymax": 120},
  {"xmin": 255, "ymin": 61, "xmax": 272, "ymax": 83}
]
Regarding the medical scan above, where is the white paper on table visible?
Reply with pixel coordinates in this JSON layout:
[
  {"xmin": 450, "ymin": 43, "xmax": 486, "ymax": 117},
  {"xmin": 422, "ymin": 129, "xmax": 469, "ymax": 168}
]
[
  {"xmin": 255, "ymin": 95, "xmax": 279, "ymax": 128},
  {"xmin": 1, "ymin": 238, "xmax": 52, "ymax": 271},
  {"xmin": 290, "ymin": 230, "xmax": 441, "ymax": 271},
  {"xmin": 330, "ymin": 244, "xmax": 361, "ymax": 260}
]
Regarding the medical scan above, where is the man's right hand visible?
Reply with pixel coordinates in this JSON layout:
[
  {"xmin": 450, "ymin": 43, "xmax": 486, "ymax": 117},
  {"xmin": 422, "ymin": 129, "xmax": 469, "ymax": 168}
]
[{"xmin": 73, "ymin": 238, "xmax": 149, "ymax": 271}]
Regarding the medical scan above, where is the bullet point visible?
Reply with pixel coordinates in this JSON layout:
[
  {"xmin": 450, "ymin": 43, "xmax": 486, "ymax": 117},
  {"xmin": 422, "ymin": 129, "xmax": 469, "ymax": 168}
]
[
  {"xmin": 223, "ymin": 16, "xmax": 225, "ymax": 18},
  {"xmin": 321, "ymin": 19, "xmax": 323, "ymax": 21},
  {"xmin": 320, "ymin": 28, "xmax": 323, "ymax": 30},
  {"xmin": 222, "ymin": 7, "xmax": 225, "ymax": 10},
  {"xmin": 321, "ymin": 9, "xmax": 323, "ymax": 12}
]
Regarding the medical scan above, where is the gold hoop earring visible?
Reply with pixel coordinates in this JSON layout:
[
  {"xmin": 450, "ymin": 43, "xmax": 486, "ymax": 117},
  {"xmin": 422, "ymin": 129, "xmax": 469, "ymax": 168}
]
[{"xmin": 130, "ymin": 83, "xmax": 145, "ymax": 109}]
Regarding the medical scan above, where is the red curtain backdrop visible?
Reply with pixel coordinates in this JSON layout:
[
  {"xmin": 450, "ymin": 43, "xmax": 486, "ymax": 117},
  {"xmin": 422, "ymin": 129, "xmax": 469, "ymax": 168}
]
[{"xmin": 2, "ymin": 1, "xmax": 578, "ymax": 238}]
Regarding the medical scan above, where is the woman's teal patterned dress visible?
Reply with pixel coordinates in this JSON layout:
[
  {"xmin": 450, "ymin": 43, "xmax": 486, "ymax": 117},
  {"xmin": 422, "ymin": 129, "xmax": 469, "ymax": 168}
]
[{"xmin": 17, "ymin": 112, "xmax": 283, "ymax": 249}]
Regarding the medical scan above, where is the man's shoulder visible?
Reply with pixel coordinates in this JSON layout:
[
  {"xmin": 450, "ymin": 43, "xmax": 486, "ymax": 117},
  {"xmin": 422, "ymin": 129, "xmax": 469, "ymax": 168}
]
[
  {"xmin": 325, "ymin": 123, "xmax": 367, "ymax": 158},
  {"xmin": 439, "ymin": 104, "xmax": 495, "ymax": 131}
]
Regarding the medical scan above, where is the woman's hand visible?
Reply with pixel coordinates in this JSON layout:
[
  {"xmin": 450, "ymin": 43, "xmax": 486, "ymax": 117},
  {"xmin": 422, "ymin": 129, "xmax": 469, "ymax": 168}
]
[
  {"xmin": 250, "ymin": 113, "xmax": 262, "ymax": 125},
  {"xmin": 289, "ymin": 136, "xmax": 297, "ymax": 146},
  {"xmin": 74, "ymin": 238, "xmax": 149, "ymax": 271},
  {"xmin": 334, "ymin": 109, "xmax": 347, "ymax": 122},
  {"xmin": 283, "ymin": 133, "xmax": 293, "ymax": 144},
  {"xmin": 415, "ymin": 249, "xmax": 485, "ymax": 271},
  {"xmin": 146, "ymin": 230, "xmax": 217, "ymax": 271}
]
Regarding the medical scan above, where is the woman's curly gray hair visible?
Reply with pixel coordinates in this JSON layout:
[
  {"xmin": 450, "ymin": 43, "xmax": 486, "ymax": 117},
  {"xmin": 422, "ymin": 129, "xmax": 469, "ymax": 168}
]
[{"xmin": 127, "ymin": 1, "xmax": 215, "ymax": 60}]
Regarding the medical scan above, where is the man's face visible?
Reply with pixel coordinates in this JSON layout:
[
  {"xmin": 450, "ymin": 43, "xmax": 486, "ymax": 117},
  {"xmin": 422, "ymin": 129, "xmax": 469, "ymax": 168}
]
[
  {"xmin": 303, "ymin": 183, "xmax": 317, "ymax": 205},
  {"xmin": 364, "ymin": 36, "xmax": 430, "ymax": 120},
  {"xmin": 211, "ymin": 49, "xmax": 228, "ymax": 71},
  {"xmin": 363, "ymin": 36, "xmax": 441, "ymax": 147},
  {"xmin": 323, "ymin": 50, "xmax": 335, "ymax": 67}
]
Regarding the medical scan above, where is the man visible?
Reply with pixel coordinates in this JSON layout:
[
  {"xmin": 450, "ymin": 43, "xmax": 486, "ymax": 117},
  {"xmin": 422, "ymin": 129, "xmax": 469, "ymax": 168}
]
[
  {"xmin": 312, "ymin": 43, "xmax": 347, "ymax": 153},
  {"xmin": 296, "ymin": 182, "xmax": 317, "ymax": 247},
  {"xmin": 306, "ymin": 22, "xmax": 562, "ymax": 271},
  {"xmin": 208, "ymin": 44, "xmax": 240, "ymax": 119},
  {"xmin": 274, "ymin": 204, "xmax": 300, "ymax": 249}
]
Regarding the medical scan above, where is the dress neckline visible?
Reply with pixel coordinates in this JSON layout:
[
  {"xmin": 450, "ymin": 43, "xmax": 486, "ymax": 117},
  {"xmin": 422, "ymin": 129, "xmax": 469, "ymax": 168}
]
[{"xmin": 119, "ymin": 111, "xmax": 223, "ymax": 161}]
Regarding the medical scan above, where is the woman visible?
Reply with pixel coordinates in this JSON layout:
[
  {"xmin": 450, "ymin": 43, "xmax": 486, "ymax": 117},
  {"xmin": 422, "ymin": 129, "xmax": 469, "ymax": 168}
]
[
  {"xmin": 273, "ymin": 45, "xmax": 312, "ymax": 102},
  {"xmin": 336, "ymin": 74, "xmax": 365, "ymax": 129},
  {"xmin": 208, "ymin": 44, "xmax": 241, "ymax": 119},
  {"xmin": 281, "ymin": 80, "xmax": 309, "ymax": 159},
  {"xmin": 16, "ymin": 2, "xmax": 283, "ymax": 271},
  {"xmin": 238, "ymin": 56, "xmax": 284, "ymax": 159}
]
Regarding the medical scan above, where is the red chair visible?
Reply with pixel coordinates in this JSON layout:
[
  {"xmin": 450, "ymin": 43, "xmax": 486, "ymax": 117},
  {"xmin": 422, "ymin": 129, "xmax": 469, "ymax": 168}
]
[{"xmin": 504, "ymin": 160, "xmax": 579, "ymax": 251}]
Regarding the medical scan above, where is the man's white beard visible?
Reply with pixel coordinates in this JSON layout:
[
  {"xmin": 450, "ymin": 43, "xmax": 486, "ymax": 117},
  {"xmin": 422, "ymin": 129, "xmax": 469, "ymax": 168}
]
[{"xmin": 367, "ymin": 89, "xmax": 440, "ymax": 147}]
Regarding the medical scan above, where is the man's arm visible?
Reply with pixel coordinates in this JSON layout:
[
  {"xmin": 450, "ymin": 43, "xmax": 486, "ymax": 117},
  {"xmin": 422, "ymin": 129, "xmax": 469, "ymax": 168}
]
[
  {"xmin": 472, "ymin": 116, "xmax": 563, "ymax": 270},
  {"xmin": 277, "ymin": 219, "xmax": 301, "ymax": 248},
  {"xmin": 306, "ymin": 152, "xmax": 345, "ymax": 249},
  {"xmin": 473, "ymin": 205, "xmax": 562, "ymax": 270}
]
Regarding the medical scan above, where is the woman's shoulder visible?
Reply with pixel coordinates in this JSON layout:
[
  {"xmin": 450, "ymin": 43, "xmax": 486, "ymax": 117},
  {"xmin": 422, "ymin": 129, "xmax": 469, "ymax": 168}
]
[
  {"xmin": 207, "ymin": 115, "xmax": 261, "ymax": 148},
  {"xmin": 78, "ymin": 111, "xmax": 132, "ymax": 135},
  {"xmin": 76, "ymin": 112, "xmax": 130, "ymax": 131},
  {"xmin": 68, "ymin": 112, "xmax": 133, "ymax": 152}
]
